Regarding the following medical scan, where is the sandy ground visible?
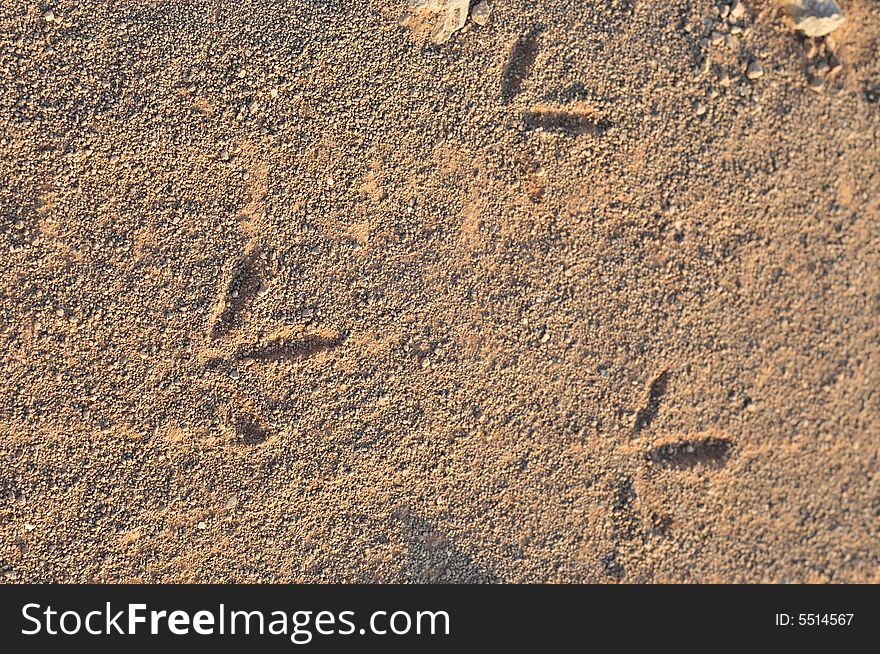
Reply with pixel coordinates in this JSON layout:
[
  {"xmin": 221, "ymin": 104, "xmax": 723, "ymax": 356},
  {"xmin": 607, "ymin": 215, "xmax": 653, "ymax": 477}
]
[{"xmin": 0, "ymin": 0, "xmax": 878, "ymax": 583}]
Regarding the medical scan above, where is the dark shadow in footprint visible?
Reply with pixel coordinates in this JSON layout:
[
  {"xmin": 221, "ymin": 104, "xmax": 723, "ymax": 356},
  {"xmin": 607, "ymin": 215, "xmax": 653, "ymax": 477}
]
[
  {"xmin": 522, "ymin": 109, "xmax": 606, "ymax": 136},
  {"xmin": 397, "ymin": 510, "xmax": 497, "ymax": 583},
  {"xmin": 500, "ymin": 26, "xmax": 543, "ymax": 104},
  {"xmin": 633, "ymin": 370, "xmax": 670, "ymax": 435},
  {"xmin": 234, "ymin": 413, "xmax": 270, "ymax": 445},
  {"xmin": 235, "ymin": 333, "xmax": 342, "ymax": 363},
  {"xmin": 212, "ymin": 249, "xmax": 264, "ymax": 339},
  {"xmin": 645, "ymin": 437, "xmax": 733, "ymax": 469}
]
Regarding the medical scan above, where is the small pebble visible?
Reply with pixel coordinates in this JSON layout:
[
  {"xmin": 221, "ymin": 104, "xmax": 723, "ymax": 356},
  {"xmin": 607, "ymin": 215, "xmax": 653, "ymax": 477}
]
[
  {"xmin": 746, "ymin": 60, "xmax": 764, "ymax": 80},
  {"xmin": 699, "ymin": 56, "xmax": 711, "ymax": 75},
  {"xmin": 197, "ymin": 521, "xmax": 207, "ymax": 530},
  {"xmin": 808, "ymin": 76, "xmax": 825, "ymax": 93},
  {"xmin": 730, "ymin": 1, "xmax": 746, "ymax": 20},
  {"xmin": 804, "ymin": 40, "xmax": 818, "ymax": 59},
  {"xmin": 229, "ymin": 368, "xmax": 240, "ymax": 380},
  {"xmin": 471, "ymin": 0, "xmax": 491, "ymax": 26},
  {"xmin": 44, "ymin": 10, "xmax": 55, "ymax": 23},
  {"xmin": 694, "ymin": 101, "xmax": 707, "ymax": 116},
  {"xmin": 827, "ymin": 55, "xmax": 843, "ymax": 78}
]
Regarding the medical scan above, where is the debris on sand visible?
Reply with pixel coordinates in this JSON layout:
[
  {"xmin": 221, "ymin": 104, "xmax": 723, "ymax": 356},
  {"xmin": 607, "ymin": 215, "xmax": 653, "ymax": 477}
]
[
  {"xmin": 730, "ymin": 1, "xmax": 746, "ymax": 20},
  {"xmin": 745, "ymin": 59, "xmax": 764, "ymax": 80},
  {"xmin": 781, "ymin": 0, "xmax": 845, "ymax": 37},
  {"xmin": 408, "ymin": 0, "xmax": 471, "ymax": 44},
  {"xmin": 471, "ymin": 1, "xmax": 491, "ymax": 27}
]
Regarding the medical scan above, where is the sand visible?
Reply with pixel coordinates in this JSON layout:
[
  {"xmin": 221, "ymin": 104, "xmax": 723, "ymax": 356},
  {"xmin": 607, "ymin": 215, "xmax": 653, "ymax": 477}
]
[{"xmin": 0, "ymin": 0, "xmax": 878, "ymax": 583}]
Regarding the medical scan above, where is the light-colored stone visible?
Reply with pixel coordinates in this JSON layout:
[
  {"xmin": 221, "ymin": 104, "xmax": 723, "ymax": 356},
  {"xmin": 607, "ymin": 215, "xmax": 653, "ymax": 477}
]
[
  {"xmin": 781, "ymin": 1, "xmax": 845, "ymax": 37},
  {"xmin": 746, "ymin": 60, "xmax": 764, "ymax": 80},
  {"xmin": 730, "ymin": 1, "xmax": 746, "ymax": 20},
  {"xmin": 471, "ymin": 0, "xmax": 491, "ymax": 26},
  {"xmin": 827, "ymin": 54, "xmax": 843, "ymax": 78},
  {"xmin": 411, "ymin": 0, "xmax": 471, "ymax": 44}
]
